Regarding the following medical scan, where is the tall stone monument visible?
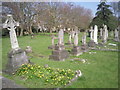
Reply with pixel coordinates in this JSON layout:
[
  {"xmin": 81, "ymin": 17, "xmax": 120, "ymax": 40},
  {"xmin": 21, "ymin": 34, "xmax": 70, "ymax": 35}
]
[
  {"xmin": 67, "ymin": 32, "xmax": 72, "ymax": 45},
  {"xmin": 71, "ymin": 27, "xmax": 82, "ymax": 56},
  {"xmin": 88, "ymin": 26, "xmax": 96, "ymax": 47},
  {"xmin": 49, "ymin": 27, "xmax": 69, "ymax": 61},
  {"xmin": 93, "ymin": 25, "xmax": 98, "ymax": 44},
  {"xmin": 100, "ymin": 28, "xmax": 103, "ymax": 39},
  {"xmin": 102, "ymin": 25, "xmax": 108, "ymax": 43},
  {"xmin": 81, "ymin": 32, "xmax": 88, "ymax": 52},
  {"xmin": 3, "ymin": 14, "xmax": 29, "ymax": 74},
  {"xmin": 114, "ymin": 29, "xmax": 119, "ymax": 42}
]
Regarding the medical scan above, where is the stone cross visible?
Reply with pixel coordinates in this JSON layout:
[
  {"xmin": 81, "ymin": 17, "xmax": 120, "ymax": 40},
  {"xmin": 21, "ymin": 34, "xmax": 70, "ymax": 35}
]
[
  {"xmin": 89, "ymin": 26, "xmax": 94, "ymax": 40},
  {"xmin": 3, "ymin": 14, "xmax": 19, "ymax": 50},
  {"xmin": 82, "ymin": 32, "xmax": 86, "ymax": 45},
  {"xmin": 93, "ymin": 25, "xmax": 98, "ymax": 44},
  {"xmin": 58, "ymin": 29, "xmax": 64, "ymax": 45},
  {"xmin": 74, "ymin": 29, "xmax": 78, "ymax": 46}
]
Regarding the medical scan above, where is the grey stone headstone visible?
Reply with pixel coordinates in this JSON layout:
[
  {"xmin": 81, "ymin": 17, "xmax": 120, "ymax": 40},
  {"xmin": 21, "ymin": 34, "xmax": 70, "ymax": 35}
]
[{"xmin": 5, "ymin": 49, "xmax": 29, "ymax": 74}]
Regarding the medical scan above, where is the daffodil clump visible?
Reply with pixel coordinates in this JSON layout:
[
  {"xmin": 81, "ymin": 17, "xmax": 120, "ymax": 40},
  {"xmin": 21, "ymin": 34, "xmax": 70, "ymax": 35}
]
[{"xmin": 14, "ymin": 64, "xmax": 75, "ymax": 86}]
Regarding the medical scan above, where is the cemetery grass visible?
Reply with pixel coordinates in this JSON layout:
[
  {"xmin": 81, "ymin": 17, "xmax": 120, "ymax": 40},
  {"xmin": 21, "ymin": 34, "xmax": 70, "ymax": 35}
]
[{"xmin": 2, "ymin": 33, "xmax": 118, "ymax": 88}]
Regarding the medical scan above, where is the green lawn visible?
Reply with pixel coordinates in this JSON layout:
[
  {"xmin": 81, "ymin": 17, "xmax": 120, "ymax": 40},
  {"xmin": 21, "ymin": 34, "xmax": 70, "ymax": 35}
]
[{"xmin": 2, "ymin": 33, "xmax": 118, "ymax": 88}]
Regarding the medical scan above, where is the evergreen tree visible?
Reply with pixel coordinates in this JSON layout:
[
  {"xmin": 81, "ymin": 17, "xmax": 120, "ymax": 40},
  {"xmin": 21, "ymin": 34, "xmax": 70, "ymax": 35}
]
[{"xmin": 90, "ymin": 1, "xmax": 118, "ymax": 31}]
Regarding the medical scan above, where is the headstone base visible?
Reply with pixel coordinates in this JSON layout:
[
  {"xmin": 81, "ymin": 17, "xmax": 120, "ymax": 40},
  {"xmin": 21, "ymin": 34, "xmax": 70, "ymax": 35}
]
[
  {"xmin": 81, "ymin": 44, "xmax": 89, "ymax": 52},
  {"xmin": 88, "ymin": 40, "xmax": 96, "ymax": 47},
  {"xmin": 71, "ymin": 46, "xmax": 83, "ymax": 56},
  {"xmin": 5, "ymin": 48, "xmax": 29, "ymax": 74},
  {"xmin": 49, "ymin": 45, "xmax": 69, "ymax": 61}
]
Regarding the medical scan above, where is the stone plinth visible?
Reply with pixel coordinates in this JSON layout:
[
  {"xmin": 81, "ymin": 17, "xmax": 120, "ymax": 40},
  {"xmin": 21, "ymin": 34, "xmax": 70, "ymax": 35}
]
[
  {"xmin": 81, "ymin": 44, "xmax": 88, "ymax": 52},
  {"xmin": 71, "ymin": 46, "xmax": 83, "ymax": 56},
  {"xmin": 5, "ymin": 48, "xmax": 29, "ymax": 74},
  {"xmin": 49, "ymin": 45, "xmax": 69, "ymax": 61},
  {"xmin": 88, "ymin": 40, "xmax": 96, "ymax": 47}
]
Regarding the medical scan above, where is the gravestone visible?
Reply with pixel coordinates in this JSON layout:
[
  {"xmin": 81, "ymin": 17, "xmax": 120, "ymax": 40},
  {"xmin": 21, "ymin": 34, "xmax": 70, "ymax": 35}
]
[
  {"xmin": 71, "ymin": 30, "xmax": 75, "ymax": 39},
  {"xmin": 58, "ymin": 28, "xmax": 64, "ymax": 45},
  {"xmin": 49, "ymin": 28, "xmax": 69, "ymax": 61},
  {"xmin": 81, "ymin": 32, "xmax": 88, "ymax": 52},
  {"xmin": 3, "ymin": 14, "xmax": 29, "ymax": 74},
  {"xmin": 67, "ymin": 32, "xmax": 72, "ymax": 45},
  {"xmin": 89, "ymin": 26, "xmax": 94, "ymax": 40},
  {"xmin": 93, "ymin": 25, "xmax": 98, "ymax": 44},
  {"xmin": 48, "ymin": 35, "xmax": 58, "ymax": 49},
  {"xmin": 71, "ymin": 27, "xmax": 82, "ymax": 56},
  {"xmin": 88, "ymin": 26, "xmax": 96, "ymax": 47},
  {"xmin": 102, "ymin": 25, "xmax": 108, "ymax": 43},
  {"xmin": 114, "ymin": 29, "xmax": 119, "ymax": 42}
]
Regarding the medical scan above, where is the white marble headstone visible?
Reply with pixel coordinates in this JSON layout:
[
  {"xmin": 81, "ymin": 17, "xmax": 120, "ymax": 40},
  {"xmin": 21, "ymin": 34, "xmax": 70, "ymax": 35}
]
[
  {"xmin": 58, "ymin": 29, "xmax": 64, "ymax": 45},
  {"xmin": 74, "ymin": 30, "xmax": 78, "ymax": 46},
  {"xmin": 93, "ymin": 25, "xmax": 98, "ymax": 44},
  {"xmin": 90, "ymin": 26, "xmax": 94, "ymax": 40},
  {"xmin": 3, "ymin": 14, "xmax": 19, "ymax": 50}
]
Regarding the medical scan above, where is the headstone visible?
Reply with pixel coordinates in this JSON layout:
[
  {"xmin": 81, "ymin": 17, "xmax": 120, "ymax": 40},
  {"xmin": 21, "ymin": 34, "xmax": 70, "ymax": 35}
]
[
  {"xmin": 49, "ymin": 28, "xmax": 69, "ymax": 61},
  {"xmin": 58, "ymin": 29, "xmax": 64, "ymax": 45},
  {"xmin": 3, "ymin": 15, "xmax": 19, "ymax": 50},
  {"xmin": 93, "ymin": 25, "xmax": 98, "ymax": 44},
  {"xmin": 102, "ymin": 25, "xmax": 108, "ymax": 43},
  {"xmin": 3, "ymin": 14, "xmax": 29, "ymax": 74},
  {"xmin": 48, "ymin": 35, "xmax": 58, "ymax": 49},
  {"xmin": 74, "ymin": 30, "xmax": 78, "ymax": 46},
  {"xmin": 67, "ymin": 33, "xmax": 72, "ymax": 45},
  {"xmin": 71, "ymin": 30, "xmax": 75, "ymax": 39},
  {"xmin": 88, "ymin": 26, "xmax": 96, "ymax": 47},
  {"xmin": 114, "ymin": 29, "xmax": 119, "ymax": 41},
  {"xmin": 81, "ymin": 32, "xmax": 88, "ymax": 52},
  {"xmin": 89, "ymin": 26, "xmax": 94, "ymax": 40},
  {"xmin": 71, "ymin": 27, "xmax": 83, "ymax": 56},
  {"xmin": 82, "ymin": 32, "xmax": 86, "ymax": 45}
]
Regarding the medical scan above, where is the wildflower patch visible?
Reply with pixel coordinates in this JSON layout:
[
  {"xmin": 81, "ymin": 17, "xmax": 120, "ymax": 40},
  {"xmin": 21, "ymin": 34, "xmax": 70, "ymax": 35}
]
[{"xmin": 14, "ymin": 64, "xmax": 77, "ymax": 86}]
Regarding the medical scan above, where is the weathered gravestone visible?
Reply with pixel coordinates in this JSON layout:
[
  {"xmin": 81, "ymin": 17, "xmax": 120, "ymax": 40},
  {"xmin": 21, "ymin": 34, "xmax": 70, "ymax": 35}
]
[
  {"xmin": 81, "ymin": 32, "xmax": 88, "ymax": 52},
  {"xmin": 71, "ymin": 27, "xmax": 83, "ymax": 56},
  {"xmin": 66, "ymin": 29, "xmax": 74, "ymax": 45},
  {"xmin": 48, "ymin": 34, "xmax": 58, "ymax": 49},
  {"xmin": 93, "ymin": 25, "xmax": 98, "ymax": 44},
  {"xmin": 49, "ymin": 28, "xmax": 69, "ymax": 61},
  {"xmin": 102, "ymin": 25, "xmax": 108, "ymax": 43},
  {"xmin": 100, "ymin": 28, "xmax": 103, "ymax": 39},
  {"xmin": 3, "ymin": 14, "xmax": 29, "ymax": 74},
  {"xmin": 114, "ymin": 29, "xmax": 119, "ymax": 42},
  {"xmin": 88, "ymin": 26, "xmax": 96, "ymax": 47}
]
